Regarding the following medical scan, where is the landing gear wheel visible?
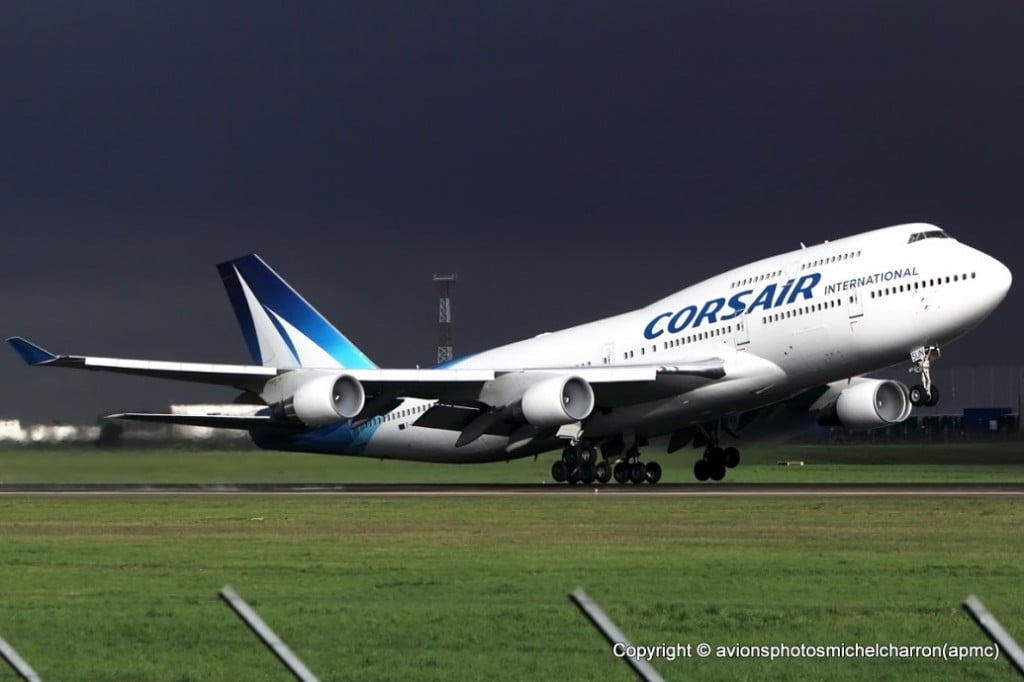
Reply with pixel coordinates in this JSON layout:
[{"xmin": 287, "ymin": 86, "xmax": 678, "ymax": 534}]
[
  {"xmin": 562, "ymin": 446, "xmax": 580, "ymax": 469},
  {"xmin": 909, "ymin": 384, "xmax": 928, "ymax": 407},
  {"xmin": 644, "ymin": 461, "xmax": 662, "ymax": 484},
  {"xmin": 551, "ymin": 460, "xmax": 567, "ymax": 483},
  {"xmin": 579, "ymin": 463, "xmax": 596, "ymax": 484},
  {"xmin": 629, "ymin": 462, "xmax": 646, "ymax": 484},
  {"xmin": 566, "ymin": 467, "xmax": 580, "ymax": 484},
  {"xmin": 694, "ymin": 459, "xmax": 710, "ymax": 482},
  {"xmin": 595, "ymin": 461, "xmax": 611, "ymax": 484},
  {"xmin": 613, "ymin": 462, "xmax": 630, "ymax": 484},
  {"xmin": 723, "ymin": 447, "xmax": 740, "ymax": 469},
  {"xmin": 924, "ymin": 384, "xmax": 940, "ymax": 407},
  {"xmin": 578, "ymin": 443, "xmax": 598, "ymax": 465},
  {"xmin": 705, "ymin": 446, "xmax": 725, "ymax": 466},
  {"xmin": 709, "ymin": 462, "xmax": 727, "ymax": 482}
]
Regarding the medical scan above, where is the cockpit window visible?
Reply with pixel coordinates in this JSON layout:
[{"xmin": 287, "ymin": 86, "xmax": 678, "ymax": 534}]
[{"xmin": 908, "ymin": 230, "xmax": 951, "ymax": 243}]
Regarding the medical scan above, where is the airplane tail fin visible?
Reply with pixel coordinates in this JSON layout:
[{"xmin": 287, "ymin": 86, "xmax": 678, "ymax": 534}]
[{"xmin": 217, "ymin": 255, "xmax": 377, "ymax": 369}]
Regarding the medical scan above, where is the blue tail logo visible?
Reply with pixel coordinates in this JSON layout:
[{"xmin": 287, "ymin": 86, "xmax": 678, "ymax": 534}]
[{"xmin": 217, "ymin": 255, "xmax": 377, "ymax": 369}]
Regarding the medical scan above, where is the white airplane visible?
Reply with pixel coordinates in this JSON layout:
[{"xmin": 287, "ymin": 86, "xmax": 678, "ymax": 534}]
[{"xmin": 8, "ymin": 223, "xmax": 1011, "ymax": 483}]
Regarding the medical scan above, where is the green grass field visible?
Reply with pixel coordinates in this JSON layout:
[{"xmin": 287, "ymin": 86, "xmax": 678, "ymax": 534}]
[
  {"xmin": 0, "ymin": 444, "xmax": 1022, "ymax": 680},
  {"xmin": 0, "ymin": 496, "xmax": 1021, "ymax": 681},
  {"xmin": 0, "ymin": 442, "xmax": 1023, "ymax": 484}
]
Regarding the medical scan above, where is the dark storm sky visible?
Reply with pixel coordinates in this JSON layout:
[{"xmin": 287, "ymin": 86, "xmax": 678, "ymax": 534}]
[{"xmin": 2, "ymin": 2, "xmax": 1022, "ymax": 423}]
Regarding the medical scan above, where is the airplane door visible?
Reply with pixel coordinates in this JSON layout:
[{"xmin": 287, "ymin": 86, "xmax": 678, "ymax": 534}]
[
  {"xmin": 734, "ymin": 314, "xmax": 750, "ymax": 347},
  {"xmin": 602, "ymin": 342, "xmax": 614, "ymax": 365},
  {"xmin": 846, "ymin": 289, "xmax": 864, "ymax": 319}
]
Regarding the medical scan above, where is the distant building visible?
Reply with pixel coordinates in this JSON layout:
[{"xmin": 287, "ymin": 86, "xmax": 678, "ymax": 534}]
[
  {"xmin": 0, "ymin": 419, "xmax": 27, "ymax": 443},
  {"xmin": 0, "ymin": 419, "xmax": 100, "ymax": 444}
]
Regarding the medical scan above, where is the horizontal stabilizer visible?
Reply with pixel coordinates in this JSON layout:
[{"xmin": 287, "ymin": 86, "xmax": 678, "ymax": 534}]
[{"xmin": 108, "ymin": 413, "xmax": 303, "ymax": 431}]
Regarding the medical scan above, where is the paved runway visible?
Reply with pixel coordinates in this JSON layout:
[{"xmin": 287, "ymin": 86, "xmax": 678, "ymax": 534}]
[{"xmin": 0, "ymin": 483, "xmax": 1022, "ymax": 496}]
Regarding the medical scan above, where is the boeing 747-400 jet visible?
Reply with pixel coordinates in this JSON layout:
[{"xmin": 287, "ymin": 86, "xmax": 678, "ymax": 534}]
[{"xmin": 8, "ymin": 223, "xmax": 1011, "ymax": 483}]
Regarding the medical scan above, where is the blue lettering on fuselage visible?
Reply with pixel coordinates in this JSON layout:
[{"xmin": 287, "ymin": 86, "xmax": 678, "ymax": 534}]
[
  {"xmin": 746, "ymin": 283, "xmax": 778, "ymax": 314},
  {"xmin": 643, "ymin": 272, "xmax": 822, "ymax": 339},
  {"xmin": 693, "ymin": 298, "xmax": 726, "ymax": 327},
  {"xmin": 668, "ymin": 305, "xmax": 698, "ymax": 333},
  {"xmin": 823, "ymin": 267, "xmax": 919, "ymax": 295},
  {"xmin": 643, "ymin": 312, "xmax": 673, "ymax": 339},
  {"xmin": 721, "ymin": 289, "xmax": 752, "ymax": 320}
]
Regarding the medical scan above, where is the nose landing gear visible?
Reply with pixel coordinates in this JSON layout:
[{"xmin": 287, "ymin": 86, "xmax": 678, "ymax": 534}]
[{"xmin": 909, "ymin": 346, "xmax": 941, "ymax": 407}]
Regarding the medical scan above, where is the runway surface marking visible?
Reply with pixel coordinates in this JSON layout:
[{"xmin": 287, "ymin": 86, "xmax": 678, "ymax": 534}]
[{"xmin": 0, "ymin": 484, "xmax": 1022, "ymax": 497}]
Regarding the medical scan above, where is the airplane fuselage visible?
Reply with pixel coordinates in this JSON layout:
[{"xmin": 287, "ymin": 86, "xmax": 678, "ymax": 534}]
[{"xmin": 252, "ymin": 223, "xmax": 1011, "ymax": 462}]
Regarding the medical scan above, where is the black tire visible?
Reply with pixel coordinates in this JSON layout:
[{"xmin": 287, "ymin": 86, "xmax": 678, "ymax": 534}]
[
  {"xmin": 709, "ymin": 462, "xmax": 726, "ymax": 481},
  {"xmin": 562, "ymin": 446, "xmax": 580, "ymax": 468},
  {"xmin": 644, "ymin": 461, "xmax": 662, "ymax": 484},
  {"xmin": 566, "ymin": 466, "xmax": 580, "ymax": 484},
  {"xmin": 579, "ymin": 443, "xmax": 597, "ymax": 465},
  {"xmin": 613, "ymin": 462, "xmax": 630, "ymax": 484},
  {"xmin": 706, "ymin": 446, "xmax": 725, "ymax": 465},
  {"xmin": 595, "ymin": 461, "xmax": 611, "ymax": 484},
  {"xmin": 694, "ymin": 459, "xmax": 710, "ymax": 482},
  {"xmin": 580, "ymin": 463, "xmax": 596, "ymax": 485},
  {"xmin": 723, "ymin": 446, "xmax": 740, "ymax": 469},
  {"xmin": 925, "ymin": 384, "xmax": 940, "ymax": 407},
  {"xmin": 629, "ymin": 462, "xmax": 646, "ymax": 484},
  {"xmin": 909, "ymin": 384, "xmax": 926, "ymax": 407},
  {"xmin": 551, "ymin": 460, "xmax": 567, "ymax": 483}
]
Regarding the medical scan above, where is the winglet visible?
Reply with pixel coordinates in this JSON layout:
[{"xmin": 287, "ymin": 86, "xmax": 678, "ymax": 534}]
[{"xmin": 6, "ymin": 337, "xmax": 58, "ymax": 365}]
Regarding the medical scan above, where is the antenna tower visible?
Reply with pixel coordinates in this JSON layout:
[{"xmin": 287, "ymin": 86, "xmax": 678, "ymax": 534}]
[{"xmin": 433, "ymin": 274, "xmax": 456, "ymax": 364}]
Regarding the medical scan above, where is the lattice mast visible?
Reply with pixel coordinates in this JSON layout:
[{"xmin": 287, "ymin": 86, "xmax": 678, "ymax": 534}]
[{"xmin": 433, "ymin": 274, "xmax": 457, "ymax": 364}]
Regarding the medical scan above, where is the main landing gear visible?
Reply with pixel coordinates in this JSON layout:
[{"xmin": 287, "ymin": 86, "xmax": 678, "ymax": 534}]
[
  {"xmin": 908, "ymin": 345, "xmax": 941, "ymax": 407},
  {"xmin": 551, "ymin": 442, "xmax": 662, "ymax": 485},
  {"xmin": 692, "ymin": 445, "xmax": 740, "ymax": 482}
]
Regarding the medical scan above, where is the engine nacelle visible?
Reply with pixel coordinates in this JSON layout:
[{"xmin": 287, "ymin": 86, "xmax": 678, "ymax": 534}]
[
  {"xmin": 281, "ymin": 374, "xmax": 365, "ymax": 426},
  {"xmin": 519, "ymin": 376, "xmax": 595, "ymax": 427},
  {"xmin": 818, "ymin": 379, "xmax": 912, "ymax": 430}
]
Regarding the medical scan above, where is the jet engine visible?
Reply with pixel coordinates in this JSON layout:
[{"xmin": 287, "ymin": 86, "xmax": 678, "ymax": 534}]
[
  {"xmin": 818, "ymin": 379, "xmax": 912, "ymax": 430},
  {"xmin": 519, "ymin": 376, "xmax": 595, "ymax": 427},
  {"xmin": 279, "ymin": 374, "xmax": 366, "ymax": 426}
]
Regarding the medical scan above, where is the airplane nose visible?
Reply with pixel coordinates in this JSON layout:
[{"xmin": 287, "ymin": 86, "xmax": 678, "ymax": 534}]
[
  {"xmin": 976, "ymin": 253, "xmax": 1013, "ymax": 315},
  {"xmin": 990, "ymin": 255, "xmax": 1012, "ymax": 300}
]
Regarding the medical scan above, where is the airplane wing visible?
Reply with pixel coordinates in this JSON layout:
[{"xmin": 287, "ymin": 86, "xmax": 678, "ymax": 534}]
[
  {"xmin": 8, "ymin": 336, "xmax": 279, "ymax": 393},
  {"xmin": 8, "ymin": 336, "xmax": 726, "ymax": 403},
  {"xmin": 8, "ymin": 336, "xmax": 736, "ymax": 446}
]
